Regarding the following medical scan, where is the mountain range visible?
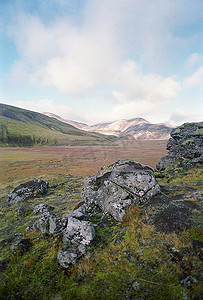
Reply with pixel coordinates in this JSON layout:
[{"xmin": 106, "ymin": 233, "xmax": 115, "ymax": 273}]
[
  {"xmin": 0, "ymin": 103, "xmax": 115, "ymax": 147},
  {"xmin": 0, "ymin": 103, "xmax": 175, "ymax": 147},
  {"xmin": 43, "ymin": 112, "xmax": 174, "ymax": 140}
]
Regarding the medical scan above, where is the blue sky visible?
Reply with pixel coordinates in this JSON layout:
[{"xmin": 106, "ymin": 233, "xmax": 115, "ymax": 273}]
[{"xmin": 0, "ymin": 0, "xmax": 202, "ymax": 125}]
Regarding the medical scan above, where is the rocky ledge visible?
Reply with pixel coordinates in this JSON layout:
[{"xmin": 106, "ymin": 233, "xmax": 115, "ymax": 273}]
[{"xmin": 156, "ymin": 122, "xmax": 203, "ymax": 171}]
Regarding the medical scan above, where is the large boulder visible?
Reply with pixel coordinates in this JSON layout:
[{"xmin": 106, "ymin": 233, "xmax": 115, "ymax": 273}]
[
  {"xmin": 81, "ymin": 159, "xmax": 160, "ymax": 221},
  {"xmin": 156, "ymin": 122, "xmax": 203, "ymax": 171},
  {"xmin": 7, "ymin": 179, "xmax": 49, "ymax": 205}
]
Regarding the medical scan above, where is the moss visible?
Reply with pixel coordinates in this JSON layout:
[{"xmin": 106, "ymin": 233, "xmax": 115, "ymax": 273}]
[
  {"xmin": 98, "ymin": 165, "xmax": 114, "ymax": 177},
  {"xmin": 187, "ymin": 227, "xmax": 203, "ymax": 242},
  {"xmin": 182, "ymin": 138, "xmax": 194, "ymax": 146},
  {"xmin": 194, "ymin": 128, "xmax": 203, "ymax": 136}
]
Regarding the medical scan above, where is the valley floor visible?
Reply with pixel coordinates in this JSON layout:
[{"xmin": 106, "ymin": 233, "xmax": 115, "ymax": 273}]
[{"xmin": 0, "ymin": 140, "xmax": 167, "ymax": 187}]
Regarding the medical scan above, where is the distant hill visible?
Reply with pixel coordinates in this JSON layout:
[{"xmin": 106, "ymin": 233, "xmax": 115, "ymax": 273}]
[
  {"xmin": 43, "ymin": 112, "xmax": 174, "ymax": 140},
  {"xmin": 0, "ymin": 104, "xmax": 116, "ymax": 147}
]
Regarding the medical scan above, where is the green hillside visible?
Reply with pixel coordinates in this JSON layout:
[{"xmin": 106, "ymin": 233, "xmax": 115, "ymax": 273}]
[{"xmin": 0, "ymin": 104, "xmax": 116, "ymax": 146}]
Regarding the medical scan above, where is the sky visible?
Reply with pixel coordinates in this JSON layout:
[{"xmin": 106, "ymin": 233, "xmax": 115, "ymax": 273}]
[{"xmin": 0, "ymin": 0, "xmax": 202, "ymax": 125}]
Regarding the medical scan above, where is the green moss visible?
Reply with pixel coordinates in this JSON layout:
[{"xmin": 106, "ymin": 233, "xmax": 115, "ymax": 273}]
[
  {"xmin": 194, "ymin": 128, "xmax": 203, "ymax": 136},
  {"xmin": 182, "ymin": 138, "xmax": 194, "ymax": 146},
  {"xmin": 187, "ymin": 227, "xmax": 203, "ymax": 242},
  {"xmin": 98, "ymin": 165, "xmax": 114, "ymax": 177}
]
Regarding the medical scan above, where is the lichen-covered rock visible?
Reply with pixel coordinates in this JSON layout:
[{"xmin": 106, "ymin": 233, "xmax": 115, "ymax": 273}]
[
  {"xmin": 32, "ymin": 203, "xmax": 54, "ymax": 215},
  {"xmin": 7, "ymin": 179, "xmax": 49, "ymax": 205},
  {"xmin": 63, "ymin": 216, "xmax": 95, "ymax": 247},
  {"xmin": 65, "ymin": 206, "xmax": 85, "ymax": 220},
  {"xmin": 34, "ymin": 212, "xmax": 63, "ymax": 235},
  {"xmin": 156, "ymin": 122, "xmax": 203, "ymax": 171},
  {"xmin": 82, "ymin": 159, "xmax": 160, "ymax": 221},
  {"xmin": 57, "ymin": 216, "xmax": 95, "ymax": 268},
  {"xmin": 57, "ymin": 245, "xmax": 86, "ymax": 268}
]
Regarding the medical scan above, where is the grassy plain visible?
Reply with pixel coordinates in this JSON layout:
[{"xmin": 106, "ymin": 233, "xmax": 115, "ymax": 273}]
[{"xmin": 0, "ymin": 140, "xmax": 167, "ymax": 188}]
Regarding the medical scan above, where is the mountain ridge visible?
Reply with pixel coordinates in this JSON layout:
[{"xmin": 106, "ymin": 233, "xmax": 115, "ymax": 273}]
[
  {"xmin": 0, "ymin": 103, "xmax": 116, "ymax": 147},
  {"xmin": 43, "ymin": 112, "xmax": 175, "ymax": 140}
]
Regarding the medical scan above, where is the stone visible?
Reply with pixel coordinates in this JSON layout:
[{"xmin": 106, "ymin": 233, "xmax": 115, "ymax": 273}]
[
  {"xmin": 156, "ymin": 122, "xmax": 203, "ymax": 171},
  {"xmin": 7, "ymin": 179, "xmax": 49, "ymax": 205},
  {"xmin": 34, "ymin": 212, "xmax": 63, "ymax": 235},
  {"xmin": 82, "ymin": 159, "xmax": 160, "ymax": 221},
  {"xmin": 65, "ymin": 205, "xmax": 85, "ymax": 220},
  {"xmin": 32, "ymin": 203, "xmax": 54, "ymax": 215},
  {"xmin": 132, "ymin": 281, "xmax": 140, "ymax": 291},
  {"xmin": 57, "ymin": 215, "xmax": 95, "ymax": 268},
  {"xmin": 57, "ymin": 247, "xmax": 81, "ymax": 268},
  {"xmin": 63, "ymin": 216, "xmax": 95, "ymax": 247}
]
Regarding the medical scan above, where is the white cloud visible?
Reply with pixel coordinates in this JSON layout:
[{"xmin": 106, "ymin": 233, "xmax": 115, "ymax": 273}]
[
  {"xmin": 184, "ymin": 66, "xmax": 203, "ymax": 89},
  {"xmin": 111, "ymin": 60, "xmax": 179, "ymax": 104},
  {"xmin": 185, "ymin": 53, "xmax": 203, "ymax": 69},
  {"xmin": 168, "ymin": 109, "xmax": 203, "ymax": 126},
  {"xmin": 12, "ymin": 99, "xmax": 83, "ymax": 121},
  {"xmin": 5, "ymin": 0, "xmax": 202, "ymax": 124}
]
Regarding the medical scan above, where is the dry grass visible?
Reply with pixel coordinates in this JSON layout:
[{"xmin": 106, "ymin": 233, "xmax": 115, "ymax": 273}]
[{"xmin": 0, "ymin": 140, "xmax": 167, "ymax": 187}]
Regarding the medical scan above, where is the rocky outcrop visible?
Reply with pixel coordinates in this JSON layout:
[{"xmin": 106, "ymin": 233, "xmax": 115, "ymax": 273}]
[
  {"xmin": 7, "ymin": 179, "xmax": 49, "ymax": 205},
  {"xmin": 156, "ymin": 122, "xmax": 203, "ymax": 171},
  {"xmin": 33, "ymin": 204, "xmax": 95, "ymax": 268},
  {"xmin": 82, "ymin": 159, "xmax": 160, "ymax": 221}
]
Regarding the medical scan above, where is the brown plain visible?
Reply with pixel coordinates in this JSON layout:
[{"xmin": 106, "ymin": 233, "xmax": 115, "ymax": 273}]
[{"xmin": 0, "ymin": 140, "xmax": 167, "ymax": 187}]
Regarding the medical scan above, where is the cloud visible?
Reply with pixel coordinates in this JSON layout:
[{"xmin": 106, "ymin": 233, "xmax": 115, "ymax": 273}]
[
  {"xmin": 4, "ymin": 0, "xmax": 202, "ymax": 124},
  {"xmin": 9, "ymin": 6, "xmax": 122, "ymax": 94},
  {"xmin": 12, "ymin": 99, "xmax": 83, "ymax": 121},
  {"xmin": 111, "ymin": 60, "xmax": 180, "ymax": 103},
  {"xmin": 8, "ymin": 0, "xmax": 185, "ymax": 92},
  {"xmin": 184, "ymin": 67, "xmax": 203, "ymax": 89},
  {"xmin": 168, "ymin": 109, "xmax": 203, "ymax": 126},
  {"xmin": 185, "ymin": 53, "xmax": 203, "ymax": 70}
]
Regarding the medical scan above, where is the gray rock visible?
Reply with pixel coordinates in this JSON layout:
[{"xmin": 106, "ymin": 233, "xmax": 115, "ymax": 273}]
[
  {"xmin": 63, "ymin": 216, "xmax": 95, "ymax": 247},
  {"xmin": 32, "ymin": 203, "xmax": 54, "ymax": 215},
  {"xmin": 7, "ymin": 179, "xmax": 49, "ymax": 205},
  {"xmin": 57, "ymin": 246, "xmax": 82, "ymax": 268},
  {"xmin": 65, "ymin": 205, "xmax": 85, "ymax": 219},
  {"xmin": 57, "ymin": 216, "xmax": 95, "ymax": 268},
  {"xmin": 82, "ymin": 159, "xmax": 160, "ymax": 221},
  {"xmin": 157, "ymin": 122, "xmax": 203, "ymax": 171},
  {"xmin": 34, "ymin": 212, "xmax": 63, "ymax": 235}
]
